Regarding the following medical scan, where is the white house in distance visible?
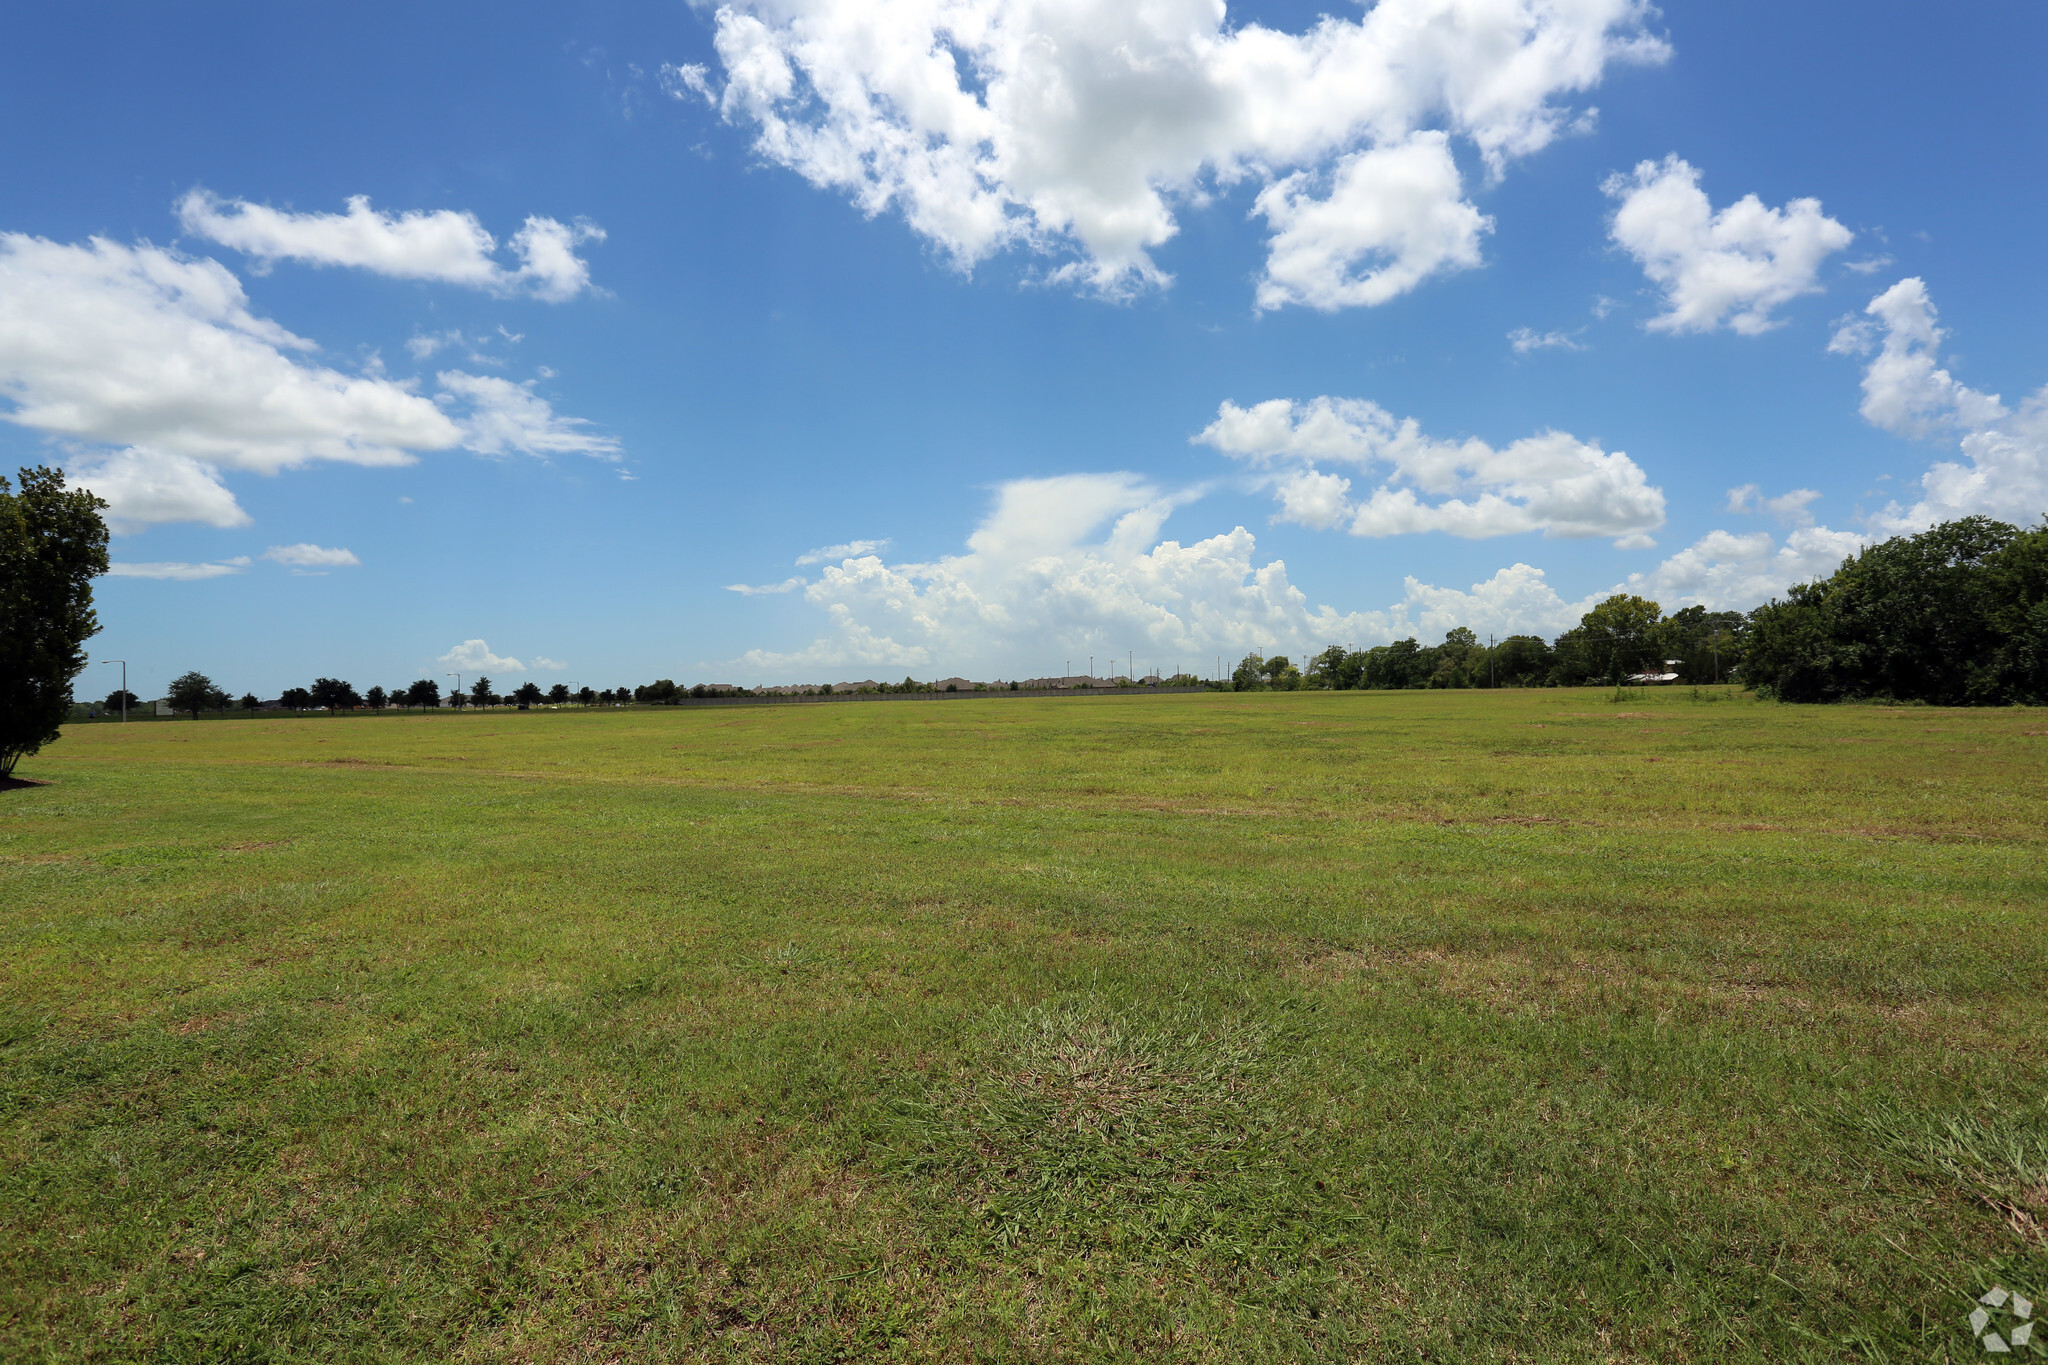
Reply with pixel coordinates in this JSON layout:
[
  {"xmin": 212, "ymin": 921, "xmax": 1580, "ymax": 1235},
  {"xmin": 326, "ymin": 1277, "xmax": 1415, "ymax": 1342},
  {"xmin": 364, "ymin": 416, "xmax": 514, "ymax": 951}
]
[{"xmin": 1625, "ymin": 660, "xmax": 1684, "ymax": 685}]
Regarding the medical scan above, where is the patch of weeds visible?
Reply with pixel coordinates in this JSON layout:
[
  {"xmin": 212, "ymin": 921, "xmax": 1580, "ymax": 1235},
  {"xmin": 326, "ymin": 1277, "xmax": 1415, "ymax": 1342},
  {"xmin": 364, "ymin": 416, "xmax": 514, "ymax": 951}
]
[
  {"xmin": 865, "ymin": 998, "xmax": 1340, "ymax": 1290},
  {"xmin": 1850, "ymin": 1097, "xmax": 2048, "ymax": 1240}
]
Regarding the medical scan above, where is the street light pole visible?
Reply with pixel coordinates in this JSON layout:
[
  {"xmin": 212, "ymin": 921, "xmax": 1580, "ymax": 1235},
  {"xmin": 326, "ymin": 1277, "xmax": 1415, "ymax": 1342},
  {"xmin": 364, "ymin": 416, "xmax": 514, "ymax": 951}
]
[
  {"xmin": 100, "ymin": 659, "xmax": 128, "ymax": 721},
  {"xmin": 447, "ymin": 673, "xmax": 461, "ymax": 711}
]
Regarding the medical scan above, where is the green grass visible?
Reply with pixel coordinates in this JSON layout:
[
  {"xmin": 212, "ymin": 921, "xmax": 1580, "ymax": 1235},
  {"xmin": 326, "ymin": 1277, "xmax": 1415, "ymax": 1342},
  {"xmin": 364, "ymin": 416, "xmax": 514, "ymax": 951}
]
[{"xmin": 3, "ymin": 688, "xmax": 2046, "ymax": 1362}]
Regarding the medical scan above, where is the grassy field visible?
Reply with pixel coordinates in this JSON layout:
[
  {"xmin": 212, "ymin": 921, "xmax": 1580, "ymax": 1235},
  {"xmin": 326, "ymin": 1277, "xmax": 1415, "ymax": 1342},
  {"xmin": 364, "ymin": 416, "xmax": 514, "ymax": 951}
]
[{"xmin": 3, "ymin": 688, "xmax": 2046, "ymax": 1362}]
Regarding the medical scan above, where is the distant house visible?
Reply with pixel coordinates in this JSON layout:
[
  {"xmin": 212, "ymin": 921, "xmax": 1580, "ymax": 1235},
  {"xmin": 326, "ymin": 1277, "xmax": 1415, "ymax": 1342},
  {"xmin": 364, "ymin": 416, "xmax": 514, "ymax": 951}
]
[
  {"xmin": 152, "ymin": 699, "xmax": 175, "ymax": 716},
  {"xmin": 933, "ymin": 676, "xmax": 975, "ymax": 691}
]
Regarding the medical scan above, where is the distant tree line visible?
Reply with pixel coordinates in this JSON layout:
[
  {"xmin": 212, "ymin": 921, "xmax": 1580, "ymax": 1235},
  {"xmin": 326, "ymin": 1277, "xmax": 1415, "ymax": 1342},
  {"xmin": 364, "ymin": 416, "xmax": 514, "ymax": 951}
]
[
  {"xmin": 69, "ymin": 516, "xmax": 2048, "ymax": 728},
  {"xmin": 1231, "ymin": 599, "xmax": 1745, "ymax": 692},
  {"xmin": 1225, "ymin": 516, "xmax": 2047, "ymax": 705}
]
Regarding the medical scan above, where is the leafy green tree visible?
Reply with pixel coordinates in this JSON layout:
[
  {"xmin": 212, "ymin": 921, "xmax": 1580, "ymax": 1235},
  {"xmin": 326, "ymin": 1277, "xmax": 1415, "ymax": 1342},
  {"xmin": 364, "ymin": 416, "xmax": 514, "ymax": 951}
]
[
  {"xmin": 1746, "ymin": 517, "xmax": 2047, "ymax": 704},
  {"xmin": 576, "ymin": 686, "xmax": 595, "ymax": 704},
  {"xmin": 1305, "ymin": 645, "xmax": 1369, "ymax": 690},
  {"xmin": 239, "ymin": 693, "xmax": 261, "ymax": 712},
  {"xmin": 470, "ymin": 676, "xmax": 494, "ymax": 707},
  {"xmin": 1366, "ymin": 638, "xmax": 1428, "ymax": 689},
  {"xmin": 514, "ymin": 681, "xmax": 543, "ymax": 705},
  {"xmin": 104, "ymin": 689, "xmax": 139, "ymax": 712},
  {"xmin": 1492, "ymin": 635, "xmax": 1553, "ymax": 687},
  {"xmin": 1231, "ymin": 652, "xmax": 1267, "ymax": 691},
  {"xmin": 366, "ymin": 685, "xmax": 388, "ymax": 710},
  {"xmin": 547, "ymin": 684, "xmax": 570, "ymax": 704},
  {"xmin": 167, "ymin": 670, "xmax": 218, "ymax": 720},
  {"xmin": 1571, "ymin": 594, "xmax": 1664, "ymax": 684},
  {"xmin": 1261, "ymin": 655, "xmax": 1303, "ymax": 690},
  {"xmin": 0, "ymin": 467, "xmax": 110, "ymax": 778},
  {"xmin": 279, "ymin": 687, "xmax": 313, "ymax": 712},
  {"xmin": 446, "ymin": 688, "xmax": 468, "ymax": 709},
  {"xmin": 310, "ymin": 677, "xmax": 360, "ymax": 711},
  {"xmin": 405, "ymin": 679, "xmax": 440, "ymax": 709}
]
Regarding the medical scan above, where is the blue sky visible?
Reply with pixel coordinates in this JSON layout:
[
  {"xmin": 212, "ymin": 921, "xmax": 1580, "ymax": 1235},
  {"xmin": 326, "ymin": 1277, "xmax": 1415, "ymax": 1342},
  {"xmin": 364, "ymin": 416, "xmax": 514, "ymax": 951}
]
[{"xmin": 4, "ymin": 1, "xmax": 2044, "ymax": 696}]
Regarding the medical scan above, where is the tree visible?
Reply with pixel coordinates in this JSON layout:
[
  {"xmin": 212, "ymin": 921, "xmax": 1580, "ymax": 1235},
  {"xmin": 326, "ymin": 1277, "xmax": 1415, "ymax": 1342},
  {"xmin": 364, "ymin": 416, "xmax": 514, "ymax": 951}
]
[
  {"xmin": 0, "ymin": 467, "xmax": 110, "ymax": 778},
  {"xmin": 576, "ymin": 686, "xmax": 595, "ymax": 704},
  {"xmin": 547, "ymin": 683, "xmax": 570, "ymax": 704},
  {"xmin": 1492, "ymin": 635, "xmax": 1553, "ymax": 687},
  {"xmin": 1305, "ymin": 645, "xmax": 1351, "ymax": 689},
  {"xmin": 470, "ymin": 676, "xmax": 494, "ymax": 707},
  {"xmin": 167, "ymin": 670, "xmax": 218, "ymax": 720},
  {"xmin": 1745, "ymin": 517, "xmax": 2048, "ymax": 704},
  {"xmin": 366, "ymin": 685, "xmax": 388, "ymax": 710},
  {"xmin": 514, "ymin": 681, "xmax": 543, "ymax": 705},
  {"xmin": 1366, "ymin": 638, "xmax": 1427, "ymax": 690},
  {"xmin": 1575, "ymin": 594, "xmax": 1664, "ymax": 684},
  {"xmin": 1261, "ymin": 655, "xmax": 1302, "ymax": 690},
  {"xmin": 446, "ymin": 688, "xmax": 468, "ymax": 709},
  {"xmin": 1231, "ymin": 652, "xmax": 1268, "ymax": 691},
  {"xmin": 405, "ymin": 679, "xmax": 441, "ymax": 709},
  {"xmin": 104, "ymin": 689, "xmax": 139, "ymax": 712},
  {"xmin": 309, "ymin": 677, "xmax": 361, "ymax": 711},
  {"xmin": 239, "ymin": 693, "xmax": 261, "ymax": 712},
  {"xmin": 279, "ymin": 687, "xmax": 313, "ymax": 712}
]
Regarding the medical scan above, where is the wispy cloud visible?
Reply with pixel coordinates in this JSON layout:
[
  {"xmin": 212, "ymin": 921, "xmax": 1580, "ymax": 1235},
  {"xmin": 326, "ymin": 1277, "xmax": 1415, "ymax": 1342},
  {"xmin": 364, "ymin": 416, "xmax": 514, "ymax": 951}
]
[
  {"xmin": 795, "ymin": 539, "xmax": 890, "ymax": 566},
  {"xmin": 262, "ymin": 543, "xmax": 359, "ymax": 567},
  {"xmin": 1508, "ymin": 327, "xmax": 1585, "ymax": 354},
  {"xmin": 107, "ymin": 557, "xmax": 251, "ymax": 581}
]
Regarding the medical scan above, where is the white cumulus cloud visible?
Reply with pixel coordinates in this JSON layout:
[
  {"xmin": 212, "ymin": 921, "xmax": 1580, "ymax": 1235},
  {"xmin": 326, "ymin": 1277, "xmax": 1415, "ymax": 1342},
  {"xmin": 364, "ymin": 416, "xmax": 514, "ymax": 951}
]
[
  {"xmin": 724, "ymin": 473, "xmax": 1664, "ymax": 679},
  {"xmin": 0, "ymin": 232, "xmax": 621, "ymax": 532},
  {"xmin": 1832, "ymin": 278, "xmax": 2046, "ymax": 533},
  {"xmin": 1252, "ymin": 132, "xmax": 1490, "ymax": 311},
  {"xmin": 1194, "ymin": 396, "xmax": 1665, "ymax": 543},
  {"xmin": 178, "ymin": 192, "xmax": 605, "ymax": 301},
  {"xmin": 1605, "ymin": 155, "xmax": 1852, "ymax": 334},
  {"xmin": 1632, "ymin": 525, "xmax": 1866, "ymax": 609},
  {"xmin": 727, "ymin": 577, "xmax": 808, "ymax": 595},
  {"xmin": 66, "ymin": 448, "xmax": 251, "ymax": 533},
  {"xmin": 1829, "ymin": 276, "xmax": 2007, "ymax": 439},
  {"xmin": 438, "ymin": 640, "xmax": 526, "ymax": 672},
  {"xmin": 704, "ymin": 0, "xmax": 1665, "ymax": 302}
]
